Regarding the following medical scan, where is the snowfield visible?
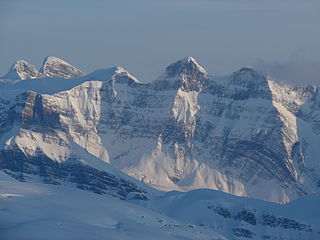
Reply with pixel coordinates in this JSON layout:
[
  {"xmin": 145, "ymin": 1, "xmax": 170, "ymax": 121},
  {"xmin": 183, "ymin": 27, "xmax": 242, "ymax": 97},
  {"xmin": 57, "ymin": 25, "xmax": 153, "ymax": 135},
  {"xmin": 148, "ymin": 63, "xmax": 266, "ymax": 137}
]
[
  {"xmin": 0, "ymin": 172, "xmax": 226, "ymax": 240},
  {"xmin": 1, "ymin": 171, "xmax": 319, "ymax": 240}
]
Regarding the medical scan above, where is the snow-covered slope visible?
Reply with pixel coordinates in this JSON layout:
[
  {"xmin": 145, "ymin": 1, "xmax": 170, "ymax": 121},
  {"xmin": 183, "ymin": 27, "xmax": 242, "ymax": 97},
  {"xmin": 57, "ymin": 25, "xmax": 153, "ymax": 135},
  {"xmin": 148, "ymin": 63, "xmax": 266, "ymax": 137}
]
[
  {"xmin": 0, "ymin": 173, "xmax": 226, "ymax": 240},
  {"xmin": 0, "ymin": 56, "xmax": 320, "ymax": 203},
  {"xmin": 153, "ymin": 189, "xmax": 320, "ymax": 240},
  {"xmin": 1, "ymin": 171, "xmax": 319, "ymax": 240}
]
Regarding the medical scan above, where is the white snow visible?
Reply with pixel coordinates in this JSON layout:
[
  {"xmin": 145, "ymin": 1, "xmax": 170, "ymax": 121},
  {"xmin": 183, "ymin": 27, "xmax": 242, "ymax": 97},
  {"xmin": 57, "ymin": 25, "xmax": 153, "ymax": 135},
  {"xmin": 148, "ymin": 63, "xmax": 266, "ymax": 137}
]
[
  {"xmin": 0, "ymin": 173, "xmax": 226, "ymax": 240},
  {"xmin": 1, "ymin": 171, "xmax": 319, "ymax": 240}
]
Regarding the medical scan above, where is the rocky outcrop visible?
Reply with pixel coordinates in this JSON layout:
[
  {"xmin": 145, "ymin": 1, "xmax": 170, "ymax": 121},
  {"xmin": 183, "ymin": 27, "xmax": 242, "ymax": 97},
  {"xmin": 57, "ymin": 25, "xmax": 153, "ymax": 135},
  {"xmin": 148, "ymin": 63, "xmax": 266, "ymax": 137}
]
[{"xmin": 0, "ymin": 148, "xmax": 148, "ymax": 200}]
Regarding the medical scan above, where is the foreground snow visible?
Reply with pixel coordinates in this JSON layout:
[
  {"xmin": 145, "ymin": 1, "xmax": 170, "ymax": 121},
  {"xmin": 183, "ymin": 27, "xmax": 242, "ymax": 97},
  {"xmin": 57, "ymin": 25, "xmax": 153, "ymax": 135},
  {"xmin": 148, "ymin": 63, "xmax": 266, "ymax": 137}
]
[
  {"xmin": 0, "ymin": 172, "xmax": 225, "ymax": 240},
  {"xmin": 1, "ymin": 171, "xmax": 319, "ymax": 240}
]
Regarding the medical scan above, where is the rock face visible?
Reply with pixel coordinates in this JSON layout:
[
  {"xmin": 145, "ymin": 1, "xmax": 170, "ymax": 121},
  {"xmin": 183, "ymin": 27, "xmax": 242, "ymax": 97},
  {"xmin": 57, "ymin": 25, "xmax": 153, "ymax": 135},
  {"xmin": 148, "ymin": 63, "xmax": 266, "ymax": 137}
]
[
  {"xmin": 0, "ymin": 56, "xmax": 319, "ymax": 203},
  {"xmin": 39, "ymin": 56, "xmax": 84, "ymax": 78},
  {"xmin": 0, "ymin": 149, "xmax": 148, "ymax": 200},
  {"xmin": 1, "ymin": 60, "xmax": 43, "ymax": 81}
]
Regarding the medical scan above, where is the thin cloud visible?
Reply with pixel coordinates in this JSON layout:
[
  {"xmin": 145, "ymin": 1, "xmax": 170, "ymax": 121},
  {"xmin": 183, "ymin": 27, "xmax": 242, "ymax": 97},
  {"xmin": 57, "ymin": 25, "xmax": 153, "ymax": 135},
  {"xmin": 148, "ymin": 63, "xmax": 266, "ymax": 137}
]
[{"xmin": 253, "ymin": 58, "xmax": 320, "ymax": 86}]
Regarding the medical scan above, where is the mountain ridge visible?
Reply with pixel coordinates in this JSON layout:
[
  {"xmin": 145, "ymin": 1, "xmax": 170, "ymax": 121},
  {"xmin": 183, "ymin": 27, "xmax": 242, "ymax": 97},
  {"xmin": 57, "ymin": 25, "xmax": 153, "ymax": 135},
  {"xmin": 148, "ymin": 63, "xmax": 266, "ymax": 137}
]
[
  {"xmin": 0, "ymin": 56, "xmax": 319, "ymax": 204},
  {"xmin": 1, "ymin": 56, "xmax": 84, "ymax": 81}
]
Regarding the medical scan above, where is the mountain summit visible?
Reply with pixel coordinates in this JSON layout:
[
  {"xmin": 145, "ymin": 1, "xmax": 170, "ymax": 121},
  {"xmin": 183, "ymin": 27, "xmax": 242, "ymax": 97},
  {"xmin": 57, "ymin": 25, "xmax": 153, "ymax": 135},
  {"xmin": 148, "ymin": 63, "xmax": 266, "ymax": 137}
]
[
  {"xmin": 1, "ymin": 60, "xmax": 43, "ymax": 81},
  {"xmin": 39, "ymin": 56, "xmax": 85, "ymax": 79},
  {"xmin": 155, "ymin": 56, "xmax": 208, "ymax": 91},
  {"xmin": 165, "ymin": 56, "xmax": 208, "ymax": 78}
]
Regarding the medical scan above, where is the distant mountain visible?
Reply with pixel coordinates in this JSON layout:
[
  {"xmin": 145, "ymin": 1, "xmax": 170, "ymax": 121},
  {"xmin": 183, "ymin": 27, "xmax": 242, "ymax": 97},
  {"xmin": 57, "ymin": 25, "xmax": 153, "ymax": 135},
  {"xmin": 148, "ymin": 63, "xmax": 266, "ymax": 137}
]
[
  {"xmin": 0, "ymin": 56, "xmax": 319, "ymax": 204},
  {"xmin": 39, "ymin": 56, "xmax": 84, "ymax": 78},
  {"xmin": 1, "ymin": 60, "xmax": 43, "ymax": 81},
  {"xmin": 1, "ymin": 56, "xmax": 84, "ymax": 82}
]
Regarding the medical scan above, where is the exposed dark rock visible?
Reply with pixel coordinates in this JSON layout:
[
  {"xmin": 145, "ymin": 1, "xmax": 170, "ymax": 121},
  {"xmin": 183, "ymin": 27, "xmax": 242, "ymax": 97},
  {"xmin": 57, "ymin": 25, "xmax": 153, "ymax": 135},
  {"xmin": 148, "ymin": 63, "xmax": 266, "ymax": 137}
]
[
  {"xmin": 232, "ymin": 228, "xmax": 255, "ymax": 238},
  {"xmin": 262, "ymin": 214, "xmax": 311, "ymax": 232},
  {"xmin": 0, "ymin": 149, "xmax": 148, "ymax": 200},
  {"xmin": 235, "ymin": 209, "xmax": 257, "ymax": 225},
  {"xmin": 208, "ymin": 206, "xmax": 232, "ymax": 219}
]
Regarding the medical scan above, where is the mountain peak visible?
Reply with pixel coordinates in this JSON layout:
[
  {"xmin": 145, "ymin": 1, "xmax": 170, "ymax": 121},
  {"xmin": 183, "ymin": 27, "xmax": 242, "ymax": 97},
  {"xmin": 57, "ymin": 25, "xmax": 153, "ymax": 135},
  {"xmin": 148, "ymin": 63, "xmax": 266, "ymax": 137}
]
[
  {"xmin": 1, "ymin": 60, "xmax": 43, "ymax": 81},
  {"xmin": 153, "ymin": 57, "xmax": 208, "ymax": 91},
  {"xmin": 40, "ymin": 56, "xmax": 84, "ymax": 79},
  {"xmin": 165, "ymin": 56, "xmax": 208, "ymax": 78}
]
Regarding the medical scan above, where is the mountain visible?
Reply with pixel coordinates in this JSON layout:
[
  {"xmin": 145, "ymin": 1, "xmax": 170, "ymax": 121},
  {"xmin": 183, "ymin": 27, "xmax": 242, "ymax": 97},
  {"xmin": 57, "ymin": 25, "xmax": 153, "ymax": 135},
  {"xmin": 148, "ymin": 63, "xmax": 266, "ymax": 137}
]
[
  {"xmin": 0, "ymin": 56, "xmax": 319, "ymax": 204},
  {"xmin": 1, "ymin": 171, "xmax": 319, "ymax": 240},
  {"xmin": 39, "ymin": 56, "xmax": 85, "ymax": 79},
  {"xmin": 0, "ymin": 56, "xmax": 85, "ymax": 83},
  {"xmin": 1, "ymin": 60, "xmax": 43, "ymax": 81}
]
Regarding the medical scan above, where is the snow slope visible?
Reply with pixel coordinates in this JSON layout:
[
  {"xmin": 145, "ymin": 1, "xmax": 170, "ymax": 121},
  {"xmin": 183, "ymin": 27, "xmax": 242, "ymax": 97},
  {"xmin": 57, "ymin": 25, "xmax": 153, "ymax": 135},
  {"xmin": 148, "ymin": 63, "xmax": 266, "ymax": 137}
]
[
  {"xmin": 0, "ymin": 172, "xmax": 226, "ymax": 240},
  {"xmin": 1, "ymin": 171, "xmax": 319, "ymax": 240}
]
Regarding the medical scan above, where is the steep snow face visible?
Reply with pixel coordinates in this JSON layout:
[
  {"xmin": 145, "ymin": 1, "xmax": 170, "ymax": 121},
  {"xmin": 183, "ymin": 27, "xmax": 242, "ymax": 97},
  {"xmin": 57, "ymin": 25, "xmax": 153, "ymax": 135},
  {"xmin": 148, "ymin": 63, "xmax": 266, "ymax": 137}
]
[
  {"xmin": 1, "ymin": 60, "xmax": 43, "ymax": 81},
  {"xmin": 0, "ymin": 56, "xmax": 320, "ymax": 203},
  {"xmin": 268, "ymin": 80, "xmax": 320, "ymax": 192},
  {"xmin": 1, "ymin": 66, "xmax": 141, "ymax": 164},
  {"xmin": 39, "ymin": 56, "xmax": 84, "ymax": 78}
]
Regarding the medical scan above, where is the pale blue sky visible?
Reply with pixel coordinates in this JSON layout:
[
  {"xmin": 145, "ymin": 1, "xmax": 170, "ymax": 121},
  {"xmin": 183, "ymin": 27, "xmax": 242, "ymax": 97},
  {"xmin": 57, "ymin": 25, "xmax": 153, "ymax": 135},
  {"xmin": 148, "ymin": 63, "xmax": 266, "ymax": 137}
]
[{"xmin": 1, "ymin": 0, "xmax": 320, "ymax": 82}]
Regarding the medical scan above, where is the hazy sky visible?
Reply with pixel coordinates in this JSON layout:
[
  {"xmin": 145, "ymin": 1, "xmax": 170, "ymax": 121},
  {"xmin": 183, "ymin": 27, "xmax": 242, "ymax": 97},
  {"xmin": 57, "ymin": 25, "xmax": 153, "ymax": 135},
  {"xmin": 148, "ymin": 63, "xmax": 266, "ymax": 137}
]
[{"xmin": 1, "ymin": 0, "xmax": 320, "ymax": 83}]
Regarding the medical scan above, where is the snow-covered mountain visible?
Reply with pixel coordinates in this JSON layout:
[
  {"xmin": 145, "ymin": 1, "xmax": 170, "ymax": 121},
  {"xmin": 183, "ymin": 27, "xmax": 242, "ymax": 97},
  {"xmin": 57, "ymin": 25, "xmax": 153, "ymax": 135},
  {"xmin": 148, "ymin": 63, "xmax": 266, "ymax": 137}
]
[
  {"xmin": 1, "ymin": 171, "xmax": 319, "ymax": 240},
  {"xmin": 0, "ymin": 56, "xmax": 84, "ymax": 82},
  {"xmin": 0, "ymin": 56, "xmax": 320, "ymax": 204},
  {"xmin": 39, "ymin": 56, "xmax": 84, "ymax": 79},
  {"xmin": 1, "ymin": 60, "xmax": 44, "ymax": 81}
]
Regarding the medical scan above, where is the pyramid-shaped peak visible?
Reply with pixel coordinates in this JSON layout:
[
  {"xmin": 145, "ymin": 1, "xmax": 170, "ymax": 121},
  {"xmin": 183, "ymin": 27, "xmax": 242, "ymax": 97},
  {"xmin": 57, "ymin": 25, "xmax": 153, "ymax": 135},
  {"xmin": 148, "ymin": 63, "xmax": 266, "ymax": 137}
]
[
  {"xmin": 40, "ymin": 56, "xmax": 84, "ymax": 79},
  {"xmin": 2, "ymin": 60, "xmax": 43, "ymax": 81},
  {"xmin": 165, "ymin": 56, "xmax": 208, "ymax": 78}
]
